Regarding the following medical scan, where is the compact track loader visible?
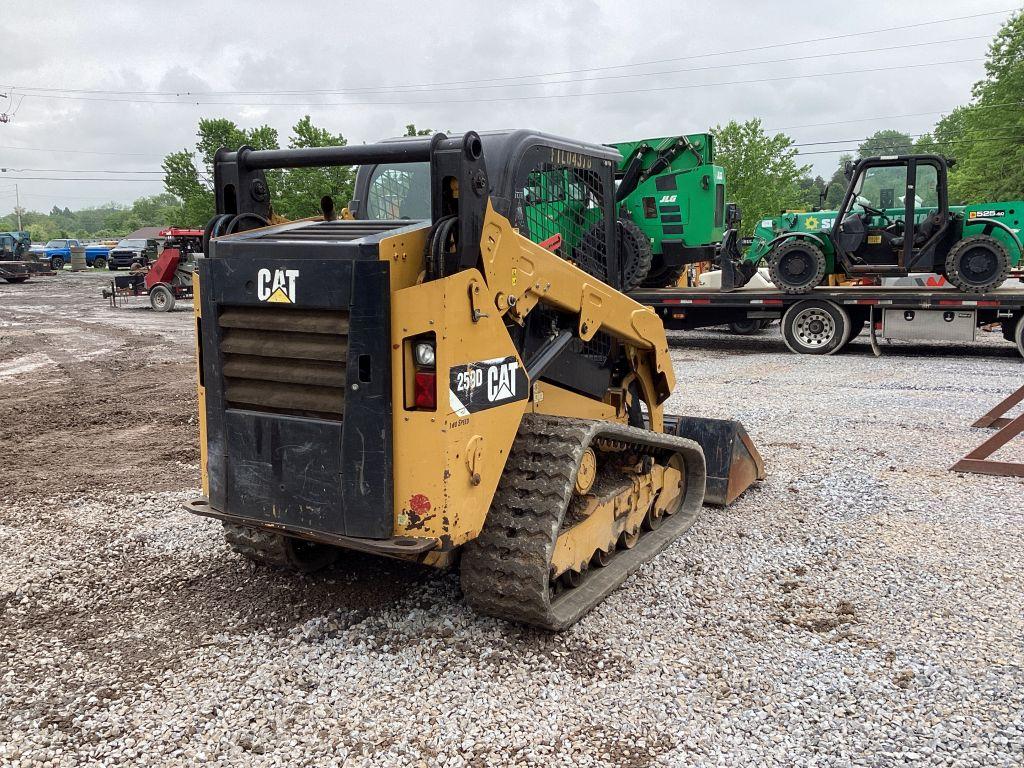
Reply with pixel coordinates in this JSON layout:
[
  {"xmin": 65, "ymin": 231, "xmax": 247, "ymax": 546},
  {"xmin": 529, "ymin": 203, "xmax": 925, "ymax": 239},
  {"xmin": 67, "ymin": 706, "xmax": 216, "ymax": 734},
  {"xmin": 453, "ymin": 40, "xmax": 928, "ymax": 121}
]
[{"xmin": 186, "ymin": 130, "xmax": 763, "ymax": 630}]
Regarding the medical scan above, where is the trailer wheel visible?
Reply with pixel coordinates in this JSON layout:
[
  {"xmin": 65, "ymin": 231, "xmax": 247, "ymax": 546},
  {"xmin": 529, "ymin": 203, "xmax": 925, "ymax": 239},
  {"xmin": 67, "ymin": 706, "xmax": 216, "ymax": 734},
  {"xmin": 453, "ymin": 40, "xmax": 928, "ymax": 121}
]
[
  {"xmin": 150, "ymin": 284, "xmax": 176, "ymax": 312},
  {"xmin": 782, "ymin": 299, "xmax": 850, "ymax": 355},
  {"xmin": 945, "ymin": 235, "xmax": 1011, "ymax": 293},
  {"xmin": 1015, "ymin": 314, "xmax": 1024, "ymax": 358},
  {"xmin": 728, "ymin": 319, "xmax": 771, "ymax": 335},
  {"xmin": 51, "ymin": 256, "xmax": 65, "ymax": 271},
  {"xmin": 768, "ymin": 240, "xmax": 827, "ymax": 294}
]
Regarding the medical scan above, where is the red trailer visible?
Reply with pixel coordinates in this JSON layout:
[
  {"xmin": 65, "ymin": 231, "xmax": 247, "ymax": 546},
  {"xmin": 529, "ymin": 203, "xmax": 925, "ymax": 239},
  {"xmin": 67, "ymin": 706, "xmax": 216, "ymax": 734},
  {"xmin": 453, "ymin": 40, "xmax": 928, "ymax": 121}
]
[{"xmin": 104, "ymin": 228, "xmax": 203, "ymax": 311}]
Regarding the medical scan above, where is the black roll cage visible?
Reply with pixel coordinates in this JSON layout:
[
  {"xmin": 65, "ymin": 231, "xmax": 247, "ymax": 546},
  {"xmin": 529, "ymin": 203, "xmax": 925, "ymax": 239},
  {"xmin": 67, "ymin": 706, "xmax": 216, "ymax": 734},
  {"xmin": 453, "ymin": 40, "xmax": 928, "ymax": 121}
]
[{"xmin": 833, "ymin": 154, "xmax": 950, "ymax": 275}]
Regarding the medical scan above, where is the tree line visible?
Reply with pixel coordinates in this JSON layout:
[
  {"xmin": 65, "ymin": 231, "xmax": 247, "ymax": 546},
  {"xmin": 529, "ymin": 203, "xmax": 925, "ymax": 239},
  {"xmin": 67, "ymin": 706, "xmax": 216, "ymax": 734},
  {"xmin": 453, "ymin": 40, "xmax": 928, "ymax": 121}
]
[{"xmin": 4, "ymin": 10, "xmax": 1020, "ymax": 241}]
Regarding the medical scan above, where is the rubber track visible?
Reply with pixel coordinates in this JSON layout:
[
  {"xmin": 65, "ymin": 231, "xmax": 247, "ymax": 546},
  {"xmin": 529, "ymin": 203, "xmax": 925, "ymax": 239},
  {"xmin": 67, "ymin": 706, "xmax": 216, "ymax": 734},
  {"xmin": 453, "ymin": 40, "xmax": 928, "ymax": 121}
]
[
  {"xmin": 223, "ymin": 522, "xmax": 294, "ymax": 568},
  {"xmin": 460, "ymin": 414, "xmax": 706, "ymax": 631}
]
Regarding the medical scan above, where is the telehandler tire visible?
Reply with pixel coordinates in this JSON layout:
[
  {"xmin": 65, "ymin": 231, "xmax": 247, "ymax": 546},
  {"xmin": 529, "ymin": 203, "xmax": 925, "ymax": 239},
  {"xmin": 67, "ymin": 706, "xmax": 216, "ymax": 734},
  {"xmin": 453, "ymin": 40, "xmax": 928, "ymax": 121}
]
[
  {"xmin": 641, "ymin": 262, "xmax": 687, "ymax": 288},
  {"xmin": 945, "ymin": 235, "xmax": 1011, "ymax": 293},
  {"xmin": 617, "ymin": 218, "xmax": 653, "ymax": 291},
  {"xmin": 768, "ymin": 240, "xmax": 827, "ymax": 294}
]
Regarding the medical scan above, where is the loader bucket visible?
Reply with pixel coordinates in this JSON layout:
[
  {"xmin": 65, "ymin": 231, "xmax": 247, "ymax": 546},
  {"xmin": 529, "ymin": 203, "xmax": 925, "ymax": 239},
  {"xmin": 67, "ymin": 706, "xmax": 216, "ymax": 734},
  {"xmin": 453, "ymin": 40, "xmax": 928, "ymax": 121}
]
[{"xmin": 667, "ymin": 415, "xmax": 765, "ymax": 506}]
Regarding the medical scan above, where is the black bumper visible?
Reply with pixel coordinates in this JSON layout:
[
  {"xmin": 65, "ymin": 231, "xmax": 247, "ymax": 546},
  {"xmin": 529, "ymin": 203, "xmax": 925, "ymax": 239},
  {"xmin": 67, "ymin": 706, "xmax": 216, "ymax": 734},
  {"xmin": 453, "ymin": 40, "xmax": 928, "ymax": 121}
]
[{"xmin": 197, "ymin": 250, "xmax": 394, "ymax": 540}]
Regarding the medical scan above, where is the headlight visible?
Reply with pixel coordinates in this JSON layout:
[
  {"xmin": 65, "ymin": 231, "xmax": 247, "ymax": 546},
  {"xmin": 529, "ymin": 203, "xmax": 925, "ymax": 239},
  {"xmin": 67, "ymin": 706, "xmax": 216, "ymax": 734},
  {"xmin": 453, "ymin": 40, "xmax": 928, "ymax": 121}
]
[{"xmin": 413, "ymin": 342, "xmax": 436, "ymax": 367}]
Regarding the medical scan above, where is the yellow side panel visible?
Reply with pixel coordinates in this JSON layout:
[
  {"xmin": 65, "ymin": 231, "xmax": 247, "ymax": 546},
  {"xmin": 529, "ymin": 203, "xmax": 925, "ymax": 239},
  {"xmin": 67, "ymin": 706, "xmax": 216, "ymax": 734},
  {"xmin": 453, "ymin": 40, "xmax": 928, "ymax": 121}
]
[
  {"xmin": 531, "ymin": 382, "xmax": 619, "ymax": 422},
  {"xmin": 379, "ymin": 223, "xmax": 430, "ymax": 292},
  {"xmin": 390, "ymin": 269, "xmax": 528, "ymax": 547},
  {"xmin": 193, "ymin": 270, "xmax": 209, "ymax": 497}
]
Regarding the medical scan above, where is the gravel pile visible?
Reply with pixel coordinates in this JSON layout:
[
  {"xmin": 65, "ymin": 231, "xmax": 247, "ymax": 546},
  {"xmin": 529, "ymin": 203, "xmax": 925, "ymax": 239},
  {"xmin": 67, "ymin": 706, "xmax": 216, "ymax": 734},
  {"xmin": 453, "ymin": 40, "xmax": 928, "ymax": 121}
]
[{"xmin": 2, "ymin": 277, "xmax": 1022, "ymax": 766}]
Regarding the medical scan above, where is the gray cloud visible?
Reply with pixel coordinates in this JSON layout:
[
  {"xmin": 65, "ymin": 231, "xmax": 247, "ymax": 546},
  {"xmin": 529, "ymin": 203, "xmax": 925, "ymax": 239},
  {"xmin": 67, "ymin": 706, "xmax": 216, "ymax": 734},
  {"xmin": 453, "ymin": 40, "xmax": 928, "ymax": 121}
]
[{"xmin": 0, "ymin": 0, "xmax": 1006, "ymax": 213}]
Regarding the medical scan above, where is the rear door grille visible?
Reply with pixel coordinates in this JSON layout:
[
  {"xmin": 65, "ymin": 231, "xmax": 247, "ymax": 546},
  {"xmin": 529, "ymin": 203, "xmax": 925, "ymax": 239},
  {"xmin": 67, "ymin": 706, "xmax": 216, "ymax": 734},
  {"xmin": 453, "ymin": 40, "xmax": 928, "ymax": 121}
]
[{"xmin": 218, "ymin": 306, "xmax": 349, "ymax": 421}]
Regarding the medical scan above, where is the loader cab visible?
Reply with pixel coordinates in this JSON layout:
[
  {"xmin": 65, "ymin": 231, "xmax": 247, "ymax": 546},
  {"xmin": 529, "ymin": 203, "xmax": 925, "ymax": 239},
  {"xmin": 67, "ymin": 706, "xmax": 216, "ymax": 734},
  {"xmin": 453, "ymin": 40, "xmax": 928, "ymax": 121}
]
[
  {"xmin": 832, "ymin": 154, "xmax": 950, "ymax": 275},
  {"xmin": 351, "ymin": 130, "xmax": 621, "ymax": 288}
]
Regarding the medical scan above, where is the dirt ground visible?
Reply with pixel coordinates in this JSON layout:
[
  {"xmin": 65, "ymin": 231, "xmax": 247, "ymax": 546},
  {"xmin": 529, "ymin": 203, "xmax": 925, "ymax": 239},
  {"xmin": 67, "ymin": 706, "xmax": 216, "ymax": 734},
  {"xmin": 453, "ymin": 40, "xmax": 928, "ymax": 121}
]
[{"xmin": 2, "ymin": 271, "xmax": 1022, "ymax": 767}]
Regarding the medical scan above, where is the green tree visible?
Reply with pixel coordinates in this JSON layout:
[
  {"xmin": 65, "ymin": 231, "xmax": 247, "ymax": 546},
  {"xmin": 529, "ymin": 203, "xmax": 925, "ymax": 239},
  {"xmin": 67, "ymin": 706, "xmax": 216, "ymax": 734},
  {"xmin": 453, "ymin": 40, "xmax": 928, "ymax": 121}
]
[
  {"xmin": 824, "ymin": 154, "xmax": 854, "ymax": 208},
  {"xmin": 711, "ymin": 119, "xmax": 810, "ymax": 236},
  {"xmin": 162, "ymin": 118, "xmax": 280, "ymax": 227},
  {"xmin": 405, "ymin": 124, "xmax": 432, "ymax": 136},
  {"xmin": 858, "ymin": 129, "xmax": 914, "ymax": 158},
  {"xmin": 162, "ymin": 116, "xmax": 366, "ymax": 225},
  {"xmin": 927, "ymin": 10, "xmax": 1024, "ymax": 202},
  {"xmin": 275, "ymin": 115, "xmax": 356, "ymax": 219}
]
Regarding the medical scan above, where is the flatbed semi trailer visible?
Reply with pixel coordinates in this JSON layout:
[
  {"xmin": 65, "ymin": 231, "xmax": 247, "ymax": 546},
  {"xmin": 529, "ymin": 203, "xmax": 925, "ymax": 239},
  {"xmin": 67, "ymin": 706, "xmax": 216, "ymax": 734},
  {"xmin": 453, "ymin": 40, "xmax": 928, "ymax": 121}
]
[{"xmin": 630, "ymin": 284, "xmax": 1024, "ymax": 357}]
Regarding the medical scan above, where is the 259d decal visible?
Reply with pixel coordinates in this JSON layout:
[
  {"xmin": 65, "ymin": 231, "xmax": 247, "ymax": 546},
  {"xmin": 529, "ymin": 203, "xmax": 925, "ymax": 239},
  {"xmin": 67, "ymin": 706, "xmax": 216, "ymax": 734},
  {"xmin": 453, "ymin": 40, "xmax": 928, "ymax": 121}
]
[{"xmin": 449, "ymin": 356, "xmax": 528, "ymax": 416}]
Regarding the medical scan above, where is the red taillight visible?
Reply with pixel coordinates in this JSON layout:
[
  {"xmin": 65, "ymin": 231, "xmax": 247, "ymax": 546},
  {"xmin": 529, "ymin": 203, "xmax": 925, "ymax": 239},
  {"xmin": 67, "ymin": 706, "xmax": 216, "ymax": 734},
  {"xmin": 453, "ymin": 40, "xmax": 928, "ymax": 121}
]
[{"xmin": 414, "ymin": 371, "xmax": 437, "ymax": 410}]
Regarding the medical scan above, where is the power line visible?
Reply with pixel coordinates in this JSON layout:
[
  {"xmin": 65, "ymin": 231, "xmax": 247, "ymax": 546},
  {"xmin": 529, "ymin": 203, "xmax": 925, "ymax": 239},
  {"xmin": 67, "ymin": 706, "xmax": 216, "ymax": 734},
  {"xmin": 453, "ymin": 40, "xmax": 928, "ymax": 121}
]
[
  {"xmin": 0, "ymin": 167, "xmax": 165, "ymax": 174},
  {"xmin": 4, "ymin": 8, "xmax": 1011, "ymax": 97},
  {"xmin": 7, "ymin": 124, "xmax": 1023, "ymax": 178},
  {"xmin": 0, "ymin": 144, "xmax": 162, "ymax": 157},
  {"xmin": 797, "ymin": 133, "xmax": 1024, "ymax": 157},
  {"xmin": 0, "ymin": 176, "xmax": 161, "ymax": 182},
  {"xmin": 2, "ymin": 57, "xmax": 986, "ymax": 108},
  {"xmin": 7, "ymin": 34, "xmax": 992, "ymax": 100}
]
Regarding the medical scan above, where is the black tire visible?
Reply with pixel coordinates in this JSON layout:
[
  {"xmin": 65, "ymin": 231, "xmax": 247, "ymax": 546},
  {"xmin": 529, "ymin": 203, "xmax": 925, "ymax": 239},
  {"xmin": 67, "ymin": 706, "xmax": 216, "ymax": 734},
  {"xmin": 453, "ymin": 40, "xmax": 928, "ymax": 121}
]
[
  {"xmin": 641, "ymin": 261, "xmax": 687, "ymax": 288},
  {"xmin": 728, "ymin": 319, "xmax": 770, "ymax": 335},
  {"xmin": 51, "ymin": 256, "xmax": 65, "ymax": 271},
  {"xmin": 781, "ymin": 299, "xmax": 851, "ymax": 355},
  {"xmin": 149, "ymin": 284, "xmax": 176, "ymax": 312},
  {"xmin": 617, "ymin": 218, "xmax": 653, "ymax": 291},
  {"xmin": 945, "ymin": 235, "xmax": 1011, "ymax": 293},
  {"xmin": 92, "ymin": 256, "xmax": 107, "ymax": 270},
  {"xmin": 108, "ymin": 263, "xmax": 118, "ymax": 271},
  {"xmin": 1001, "ymin": 316, "xmax": 1020, "ymax": 343},
  {"xmin": 768, "ymin": 240, "xmax": 827, "ymax": 294},
  {"xmin": 4, "ymin": 277, "xmax": 29, "ymax": 284},
  {"xmin": 1014, "ymin": 314, "xmax": 1024, "ymax": 359}
]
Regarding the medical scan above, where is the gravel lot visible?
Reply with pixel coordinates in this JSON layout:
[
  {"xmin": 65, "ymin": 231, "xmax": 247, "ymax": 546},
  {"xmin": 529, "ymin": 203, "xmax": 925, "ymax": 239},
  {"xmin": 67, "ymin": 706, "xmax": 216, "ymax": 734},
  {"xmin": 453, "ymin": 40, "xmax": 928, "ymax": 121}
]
[{"xmin": 2, "ymin": 273, "xmax": 1022, "ymax": 767}]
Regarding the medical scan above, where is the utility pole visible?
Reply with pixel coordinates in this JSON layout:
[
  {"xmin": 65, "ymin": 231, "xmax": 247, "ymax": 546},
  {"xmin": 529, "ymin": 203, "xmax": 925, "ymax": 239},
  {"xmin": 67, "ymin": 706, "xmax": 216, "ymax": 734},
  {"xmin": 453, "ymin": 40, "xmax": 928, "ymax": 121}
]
[{"xmin": 15, "ymin": 184, "xmax": 22, "ymax": 231}]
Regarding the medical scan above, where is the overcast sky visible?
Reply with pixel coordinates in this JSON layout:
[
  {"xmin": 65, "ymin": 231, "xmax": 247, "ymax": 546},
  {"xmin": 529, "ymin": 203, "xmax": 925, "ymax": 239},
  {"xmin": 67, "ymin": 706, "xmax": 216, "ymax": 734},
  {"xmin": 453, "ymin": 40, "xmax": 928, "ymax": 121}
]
[{"xmin": 0, "ymin": 0, "xmax": 1013, "ymax": 216}]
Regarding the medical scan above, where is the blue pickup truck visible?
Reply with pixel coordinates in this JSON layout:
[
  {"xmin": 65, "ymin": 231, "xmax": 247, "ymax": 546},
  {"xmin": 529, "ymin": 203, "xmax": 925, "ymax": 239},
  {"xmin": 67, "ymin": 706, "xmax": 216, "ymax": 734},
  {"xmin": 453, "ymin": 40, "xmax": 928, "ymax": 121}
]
[{"xmin": 32, "ymin": 239, "xmax": 111, "ymax": 270}]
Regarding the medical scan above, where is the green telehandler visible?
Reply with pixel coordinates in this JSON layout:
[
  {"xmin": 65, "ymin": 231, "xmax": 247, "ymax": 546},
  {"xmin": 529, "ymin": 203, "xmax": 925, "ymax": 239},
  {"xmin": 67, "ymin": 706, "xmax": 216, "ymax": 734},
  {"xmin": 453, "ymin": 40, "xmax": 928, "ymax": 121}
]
[
  {"xmin": 610, "ymin": 134, "xmax": 736, "ymax": 289},
  {"xmin": 720, "ymin": 154, "xmax": 1024, "ymax": 294}
]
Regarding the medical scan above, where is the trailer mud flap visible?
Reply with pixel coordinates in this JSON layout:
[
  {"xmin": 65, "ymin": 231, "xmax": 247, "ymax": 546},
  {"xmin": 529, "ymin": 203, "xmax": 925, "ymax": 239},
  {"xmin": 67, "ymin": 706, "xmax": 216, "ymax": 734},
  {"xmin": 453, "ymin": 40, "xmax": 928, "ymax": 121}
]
[{"xmin": 667, "ymin": 415, "xmax": 765, "ymax": 505}]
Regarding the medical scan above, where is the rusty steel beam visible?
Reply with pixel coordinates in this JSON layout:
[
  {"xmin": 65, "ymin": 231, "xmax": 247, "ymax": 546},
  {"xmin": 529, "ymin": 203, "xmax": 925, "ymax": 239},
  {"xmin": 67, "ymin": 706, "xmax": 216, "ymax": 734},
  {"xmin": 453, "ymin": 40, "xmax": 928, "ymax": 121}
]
[
  {"xmin": 971, "ymin": 384, "xmax": 1024, "ymax": 429},
  {"xmin": 951, "ymin": 386, "xmax": 1024, "ymax": 478}
]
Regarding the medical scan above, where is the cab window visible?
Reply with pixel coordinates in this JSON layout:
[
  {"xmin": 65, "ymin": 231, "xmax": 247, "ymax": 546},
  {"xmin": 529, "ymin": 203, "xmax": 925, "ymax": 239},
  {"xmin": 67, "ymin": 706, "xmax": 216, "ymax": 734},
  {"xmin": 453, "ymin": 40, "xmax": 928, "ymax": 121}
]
[
  {"xmin": 366, "ymin": 162, "xmax": 431, "ymax": 220},
  {"xmin": 914, "ymin": 164, "xmax": 939, "ymax": 210}
]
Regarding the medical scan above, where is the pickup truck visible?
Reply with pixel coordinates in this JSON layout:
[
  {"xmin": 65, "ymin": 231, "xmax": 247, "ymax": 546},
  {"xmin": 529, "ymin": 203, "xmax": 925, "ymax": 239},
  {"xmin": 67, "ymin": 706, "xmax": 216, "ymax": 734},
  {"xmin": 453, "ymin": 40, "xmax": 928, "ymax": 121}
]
[
  {"xmin": 107, "ymin": 238, "xmax": 159, "ymax": 270},
  {"xmin": 32, "ymin": 239, "xmax": 111, "ymax": 270}
]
